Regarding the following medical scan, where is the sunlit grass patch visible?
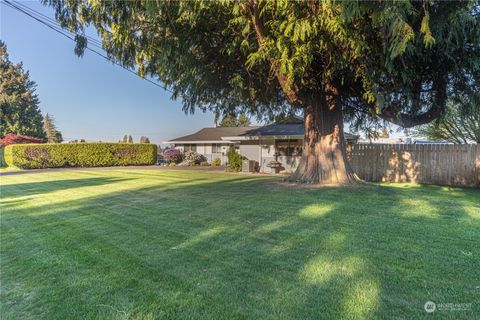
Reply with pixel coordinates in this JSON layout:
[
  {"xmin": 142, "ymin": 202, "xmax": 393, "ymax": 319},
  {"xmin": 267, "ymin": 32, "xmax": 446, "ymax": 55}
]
[{"xmin": 1, "ymin": 170, "xmax": 479, "ymax": 319}]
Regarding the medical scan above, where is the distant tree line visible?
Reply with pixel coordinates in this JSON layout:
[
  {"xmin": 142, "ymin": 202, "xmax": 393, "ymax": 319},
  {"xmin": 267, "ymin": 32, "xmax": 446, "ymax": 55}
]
[
  {"xmin": 216, "ymin": 113, "xmax": 251, "ymax": 127},
  {"xmin": 120, "ymin": 135, "xmax": 151, "ymax": 143}
]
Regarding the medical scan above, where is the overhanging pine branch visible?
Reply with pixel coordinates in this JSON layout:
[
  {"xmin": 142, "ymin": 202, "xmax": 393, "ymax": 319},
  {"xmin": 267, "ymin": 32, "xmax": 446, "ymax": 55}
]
[
  {"xmin": 375, "ymin": 76, "xmax": 448, "ymax": 128},
  {"xmin": 249, "ymin": 0, "xmax": 302, "ymax": 106}
]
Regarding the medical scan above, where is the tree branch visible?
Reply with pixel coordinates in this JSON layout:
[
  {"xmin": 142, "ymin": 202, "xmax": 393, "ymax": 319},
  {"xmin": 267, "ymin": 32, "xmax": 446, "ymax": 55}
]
[
  {"xmin": 249, "ymin": 0, "xmax": 302, "ymax": 106},
  {"xmin": 375, "ymin": 76, "xmax": 448, "ymax": 128}
]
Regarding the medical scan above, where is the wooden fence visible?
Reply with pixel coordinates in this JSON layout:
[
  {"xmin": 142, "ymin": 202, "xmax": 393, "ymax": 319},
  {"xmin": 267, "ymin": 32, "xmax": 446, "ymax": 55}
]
[{"xmin": 348, "ymin": 144, "xmax": 479, "ymax": 187}]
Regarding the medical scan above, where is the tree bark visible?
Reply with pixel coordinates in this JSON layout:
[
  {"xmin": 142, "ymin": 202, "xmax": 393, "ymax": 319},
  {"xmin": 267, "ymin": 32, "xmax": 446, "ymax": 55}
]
[{"xmin": 288, "ymin": 91, "xmax": 358, "ymax": 185}]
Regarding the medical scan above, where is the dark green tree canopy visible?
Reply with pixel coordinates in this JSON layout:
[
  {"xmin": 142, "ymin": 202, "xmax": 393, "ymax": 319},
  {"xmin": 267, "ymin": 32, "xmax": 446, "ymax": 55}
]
[
  {"xmin": 45, "ymin": 0, "xmax": 479, "ymax": 126},
  {"xmin": 218, "ymin": 113, "xmax": 251, "ymax": 127},
  {"xmin": 0, "ymin": 41, "xmax": 45, "ymax": 138}
]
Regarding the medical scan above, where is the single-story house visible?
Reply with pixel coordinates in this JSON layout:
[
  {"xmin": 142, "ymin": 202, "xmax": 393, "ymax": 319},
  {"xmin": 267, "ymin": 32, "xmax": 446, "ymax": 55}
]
[{"xmin": 165, "ymin": 117, "xmax": 358, "ymax": 173}]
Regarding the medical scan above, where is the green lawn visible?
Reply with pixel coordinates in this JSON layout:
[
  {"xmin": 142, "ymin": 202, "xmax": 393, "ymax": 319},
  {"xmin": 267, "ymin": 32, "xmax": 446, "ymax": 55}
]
[{"xmin": 1, "ymin": 170, "xmax": 479, "ymax": 319}]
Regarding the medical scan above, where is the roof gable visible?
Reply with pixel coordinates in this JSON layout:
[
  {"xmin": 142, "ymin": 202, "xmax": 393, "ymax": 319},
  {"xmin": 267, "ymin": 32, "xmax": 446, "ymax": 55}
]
[{"xmin": 166, "ymin": 126, "xmax": 259, "ymax": 143}]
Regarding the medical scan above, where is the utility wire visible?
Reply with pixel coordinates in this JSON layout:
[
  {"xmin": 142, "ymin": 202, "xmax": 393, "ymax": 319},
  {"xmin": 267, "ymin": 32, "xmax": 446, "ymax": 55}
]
[
  {"xmin": 2, "ymin": 0, "xmax": 173, "ymax": 92},
  {"xmin": 12, "ymin": 0, "xmax": 106, "ymax": 49}
]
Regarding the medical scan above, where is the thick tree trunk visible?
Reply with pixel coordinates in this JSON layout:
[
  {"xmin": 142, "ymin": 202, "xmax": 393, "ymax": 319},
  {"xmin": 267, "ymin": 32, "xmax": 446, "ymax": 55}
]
[{"xmin": 288, "ymin": 92, "xmax": 358, "ymax": 185}]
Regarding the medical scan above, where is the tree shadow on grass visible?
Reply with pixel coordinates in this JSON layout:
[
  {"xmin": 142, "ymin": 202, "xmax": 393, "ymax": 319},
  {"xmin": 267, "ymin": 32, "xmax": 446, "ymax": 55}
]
[
  {"xmin": 0, "ymin": 177, "xmax": 133, "ymax": 199},
  {"xmin": 1, "ymin": 173, "xmax": 479, "ymax": 319}
]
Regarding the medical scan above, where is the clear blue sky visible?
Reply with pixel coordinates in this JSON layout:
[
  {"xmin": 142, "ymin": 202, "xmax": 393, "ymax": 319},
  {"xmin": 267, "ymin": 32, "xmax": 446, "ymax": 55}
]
[{"xmin": 0, "ymin": 1, "xmax": 217, "ymax": 145}]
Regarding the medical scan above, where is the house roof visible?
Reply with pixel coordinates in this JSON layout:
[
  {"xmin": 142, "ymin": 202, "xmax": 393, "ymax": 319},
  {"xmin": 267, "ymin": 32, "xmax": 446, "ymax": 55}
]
[
  {"xmin": 234, "ymin": 123, "xmax": 359, "ymax": 141},
  {"xmin": 242, "ymin": 123, "xmax": 305, "ymax": 137},
  {"xmin": 165, "ymin": 122, "xmax": 359, "ymax": 144},
  {"xmin": 165, "ymin": 126, "xmax": 259, "ymax": 143}
]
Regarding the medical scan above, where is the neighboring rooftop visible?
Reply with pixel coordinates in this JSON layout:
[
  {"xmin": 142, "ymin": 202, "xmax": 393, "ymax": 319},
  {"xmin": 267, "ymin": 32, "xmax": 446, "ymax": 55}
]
[{"xmin": 165, "ymin": 126, "xmax": 259, "ymax": 143}]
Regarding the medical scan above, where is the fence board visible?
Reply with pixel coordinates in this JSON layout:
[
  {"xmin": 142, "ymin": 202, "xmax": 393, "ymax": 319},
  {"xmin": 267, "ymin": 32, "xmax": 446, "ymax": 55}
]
[{"xmin": 348, "ymin": 144, "xmax": 479, "ymax": 187}]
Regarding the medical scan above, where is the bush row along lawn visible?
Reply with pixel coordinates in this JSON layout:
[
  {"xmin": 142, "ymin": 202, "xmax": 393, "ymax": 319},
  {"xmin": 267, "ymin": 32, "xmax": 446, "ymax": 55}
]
[{"xmin": 1, "ymin": 169, "xmax": 479, "ymax": 319}]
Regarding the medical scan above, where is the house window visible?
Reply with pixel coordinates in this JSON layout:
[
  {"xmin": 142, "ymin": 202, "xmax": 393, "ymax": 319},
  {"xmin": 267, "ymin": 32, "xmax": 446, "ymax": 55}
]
[
  {"xmin": 275, "ymin": 140, "xmax": 302, "ymax": 156},
  {"xmin": 212, "ymin": 143, "xmax": 221, "ymax": 153},
  {"xmin": 184, "ymin": 144, "xmax": 197, "ymax": 152}
]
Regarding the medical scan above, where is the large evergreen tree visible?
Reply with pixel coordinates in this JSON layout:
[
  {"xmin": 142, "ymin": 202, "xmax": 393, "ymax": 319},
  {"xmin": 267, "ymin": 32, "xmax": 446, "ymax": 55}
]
[
  {"xmin": 43, "ymin": 113, "xmax": 63, "ymax": 143},
  {"xmin": 0, "ymin": 41, "xmax": 45, "ymax": 138},
  {"xmin": 45, "ymin": 0, "xmax": 480, "ymax": 184}
]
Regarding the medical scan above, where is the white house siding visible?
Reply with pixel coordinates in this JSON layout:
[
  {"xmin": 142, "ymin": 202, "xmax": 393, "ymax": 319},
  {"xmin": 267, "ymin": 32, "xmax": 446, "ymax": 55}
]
[
  {"xmin": 196, "ymin": 144, "xmax": 206, "ymax": 155},
  {"xmin": 175, "ymin": 145, "xmax": 184, "ymax": 152},
  {"xmin": 174, "ymin": 141, "xmax": 300, "ymax": 172},
  {"xmin": 258, "ymin": 140, "xmax": 276, "ymax": 173},
  {"xmin": 174, "ymin": 143, "xmax": 230, "ymax": 165},
  {"xmin": 239, "ymin": 140, "xmax": 300, "ymax": 173},
  {"xmin": 238, "ymin": 141, "xmax": 261, "ymax": 163}
]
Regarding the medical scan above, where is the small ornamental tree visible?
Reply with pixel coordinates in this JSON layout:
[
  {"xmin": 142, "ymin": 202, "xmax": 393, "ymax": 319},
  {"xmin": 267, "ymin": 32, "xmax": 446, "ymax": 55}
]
[
  {"xmin": 227, "ymin": 148, "xmax": 243, "ymax": 172},
  {"xmin": 0, "ymin": 133, "xmax": 45, "ymax": 147},
  {"xmin": 45, "ymin": 0, "xmax": 480, "ymax": 184},
  {"xmin": 163, "ymin": 148, "xmax": 183, "ymax": 164},
  {"xmin": 182, "ymin": 150, "xmax": 207, "ymax": 165},
  {"xmin": 211, "ymin": 158, "xmax": 222, "ymax": 167}
]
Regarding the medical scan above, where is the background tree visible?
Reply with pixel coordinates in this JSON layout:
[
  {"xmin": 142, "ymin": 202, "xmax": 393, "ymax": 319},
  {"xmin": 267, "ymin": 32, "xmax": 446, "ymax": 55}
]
[
  {"xmin": 139, "ymin": 136, "xmax": 151, "ymax": 143},
  {"xmin": 413, "ymin": 94, "xmax": 479, "ymax": 143},
  {"xmin": 0, "ymin": 41, "xmax": 45, "ymax": 138},
  {"xmin": 45, "ymin": 0, "xmax": 480, "ymax": 184},
  {"xmin": 122, "ymin": 135, "xmax": 128, "ymax": 143},
  {"xmin": 43, "ymin": 113, "xmax": 63, "ymax": 143},
  {"xmin": 218, "ymin": 114, "xmax": 237, "ymax": 127},
  {"xmin": 237, "ymin": 114, "xmax": 251, "ymax": 127},
  {"xmin": 218, "ymin": 113, "xmax": 251, "ymax": 127},
  {"xmin": 378, "ymin": 128, "xmax": 390, "ymax": 139},
  {"xmin": 128, "ymin": 135, "xmax": 133, "ymax": 144}
]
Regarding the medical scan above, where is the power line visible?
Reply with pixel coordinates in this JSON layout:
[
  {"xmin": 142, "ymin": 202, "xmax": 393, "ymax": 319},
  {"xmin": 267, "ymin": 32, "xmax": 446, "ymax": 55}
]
[
  {"xmin": 12, "ymin": 0, "xmax": 106, "ymax": 49},
  {"xmin": 2, "ymin": 0, "xmax": 173, "ymax": 92}
]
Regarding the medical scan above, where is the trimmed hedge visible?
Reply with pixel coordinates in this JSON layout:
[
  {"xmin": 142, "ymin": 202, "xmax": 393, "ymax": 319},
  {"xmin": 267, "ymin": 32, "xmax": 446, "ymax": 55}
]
[{"xmin": 4, "ymin": 143, "xmax": 157, "ymax": 169}]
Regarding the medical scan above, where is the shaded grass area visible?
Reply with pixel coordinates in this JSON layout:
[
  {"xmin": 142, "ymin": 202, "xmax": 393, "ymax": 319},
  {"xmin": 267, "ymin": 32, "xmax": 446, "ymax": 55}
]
[{"xmin": 1, "ymin": 170, "xmax": 479, "ymax": 319}]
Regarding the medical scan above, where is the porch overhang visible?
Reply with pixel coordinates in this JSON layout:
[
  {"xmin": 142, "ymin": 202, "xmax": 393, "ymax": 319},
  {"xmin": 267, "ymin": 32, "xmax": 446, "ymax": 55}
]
[
  {"xmin": 221, "ymin": 135, "xmax": 304, "ymax": 142},
  {"xmin": 163, "ymin": 140, "xmax": 235, "ymax": 144}
]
